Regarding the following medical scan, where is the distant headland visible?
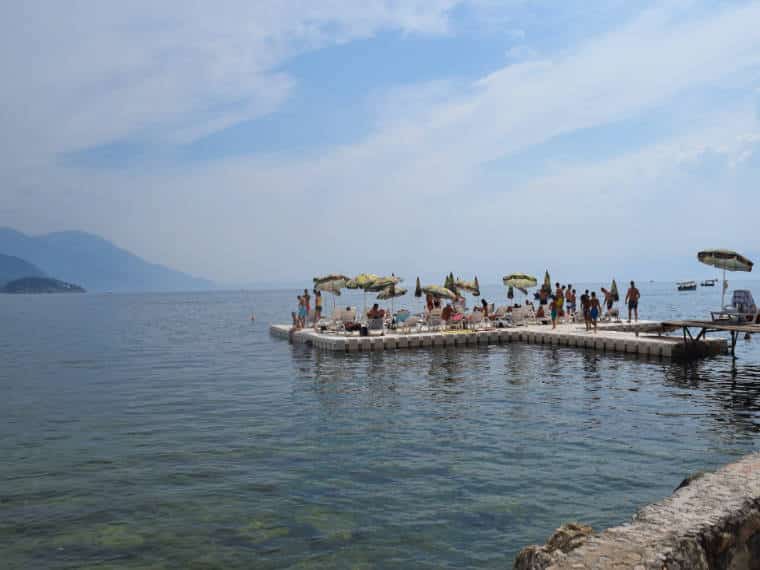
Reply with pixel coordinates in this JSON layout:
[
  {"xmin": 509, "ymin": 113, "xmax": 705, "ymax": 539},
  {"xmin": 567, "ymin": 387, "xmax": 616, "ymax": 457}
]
[{"xmin": 2, "ymin": 277, "xmax": 85, "ymax": 294}]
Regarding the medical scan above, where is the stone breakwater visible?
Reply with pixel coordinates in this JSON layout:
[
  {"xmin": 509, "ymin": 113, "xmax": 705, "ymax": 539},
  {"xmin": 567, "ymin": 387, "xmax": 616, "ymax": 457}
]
[{"xmin": 514, "ymin": 453, "xmax": 760, "ymax": 569}]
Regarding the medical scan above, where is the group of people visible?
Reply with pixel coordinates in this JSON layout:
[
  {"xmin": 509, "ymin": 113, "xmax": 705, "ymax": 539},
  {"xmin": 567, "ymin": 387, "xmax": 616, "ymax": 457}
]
[
  {"xmin": 537, "ymin": 281, "xmax": 640, "ymax": 332},
  {"xmin": 425, "ymin": 294, "xmax": 490, "ymax": 323},
  {"xmin": 293, "ymin": 280, "xmax": 641, "ymax": 333},
  {"xmin": 292, "ymin": 288, "xmax": 324, "ymax": 329}
]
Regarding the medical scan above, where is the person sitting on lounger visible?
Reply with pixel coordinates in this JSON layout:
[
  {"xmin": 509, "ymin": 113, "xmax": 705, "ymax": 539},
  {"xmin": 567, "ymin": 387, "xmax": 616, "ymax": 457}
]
[
  {"xmin": 442, "ymin": 303, "xmax": 455, "ymax": 322},
  {"xmin": 367, "ymin": 303, "xmax": 385, "ymax": 319}
]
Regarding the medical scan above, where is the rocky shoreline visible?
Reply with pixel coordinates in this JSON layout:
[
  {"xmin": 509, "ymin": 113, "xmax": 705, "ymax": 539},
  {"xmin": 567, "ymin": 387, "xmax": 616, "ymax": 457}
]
[{"xmin": 514, "ymin": 453, "xmax": 760, "ymax": 569}]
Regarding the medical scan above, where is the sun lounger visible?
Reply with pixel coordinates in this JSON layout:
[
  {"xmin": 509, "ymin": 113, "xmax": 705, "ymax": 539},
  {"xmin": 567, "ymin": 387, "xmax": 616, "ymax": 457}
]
[
  {"xmin": 399, "ymin": 315, "xmax": 421, "ymax": 333},
  {"xmin": 466, "ymin": 311, "xmax": 485, "ymax": 330},
  {"xmin": 425, "ymin": 308, "xmax": 443, "ymax": 331},
  {"xmin": 711, "ymin": 290, "xmax": 759, "ymax": 323},
  {"xmin": 367, "ymin": 317, "xmax": 384, "ymax": 333},
  {"xmin": 448, "ymin": 312, "xmax": 465, "ymax": 330}
]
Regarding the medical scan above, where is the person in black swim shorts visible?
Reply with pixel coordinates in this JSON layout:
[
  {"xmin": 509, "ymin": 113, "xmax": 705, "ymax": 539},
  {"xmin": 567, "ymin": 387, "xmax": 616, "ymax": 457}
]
[{"xmin": 625, "ymin": 280, "xmax": 640, "ymax": 323}]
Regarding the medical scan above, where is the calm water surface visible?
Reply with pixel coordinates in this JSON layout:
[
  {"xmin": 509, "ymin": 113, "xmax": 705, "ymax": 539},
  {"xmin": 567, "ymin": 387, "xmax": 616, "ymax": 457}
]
[{"xmin": 3, "ymin": 282, "xmax": 760, "ymax": 568}]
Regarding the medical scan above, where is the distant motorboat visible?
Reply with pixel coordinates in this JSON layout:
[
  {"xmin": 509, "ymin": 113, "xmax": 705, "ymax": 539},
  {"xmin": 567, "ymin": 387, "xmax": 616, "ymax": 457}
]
[
  {"xmin": 677, "ymin": 280, "xmax": 697, "ymax": 291},
  {"xmin": 700, "ymin": 278, "xmax": 718, "ymax": 287}
]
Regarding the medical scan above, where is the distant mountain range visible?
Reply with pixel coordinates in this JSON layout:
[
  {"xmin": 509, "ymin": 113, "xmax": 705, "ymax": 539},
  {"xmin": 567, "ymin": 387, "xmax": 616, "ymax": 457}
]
[
  {"xmin": 0, "ymin": 253, "xmax": 46, "ymax": 284},
  {"xmin": 0, "ymin": 228, "xmax": 214, "ymax": 292}
]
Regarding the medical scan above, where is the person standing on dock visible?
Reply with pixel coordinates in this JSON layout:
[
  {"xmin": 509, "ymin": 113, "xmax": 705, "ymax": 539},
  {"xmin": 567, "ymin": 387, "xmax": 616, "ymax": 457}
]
[
  {"xmin": 554, "ymin": 283, "xmax": 564, "ymax": 320},
  {"xmin": 313, "ymin": 290, "xmax": 323, "ymax": 329},
  {"xmin": 296, "ymin": 296, "xmax": 306, "ymax": 329},
  {"xmin": 589, "ymin": 292, "xmax": 601, "ymax": 332},
  {"xmin": 549, "ymin": 296, "xmax": 558, "ymax": 329},
  {"xmin": 566, "ymin": 287, "xmax": 576, "ymax": 319},
  {"xmin": 601, "ymin": 287, "xmax": 615, "ymax": 319},
  {"xmin": 625, "ymin": 281, "xmax": 640, "ymax": 323},
  {"xmin": 303, "ymin": 289, "xmax": 311, "ymax": 323},
  {"xmin": 580, "ymin": 290, "xmax": 591, "ymax": 330}
]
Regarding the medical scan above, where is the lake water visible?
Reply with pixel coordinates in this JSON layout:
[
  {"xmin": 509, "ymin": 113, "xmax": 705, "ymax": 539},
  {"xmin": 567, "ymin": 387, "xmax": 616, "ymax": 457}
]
[{"xmin": 3, "ymin": 281, "xmax": 760, "ymax": 568}]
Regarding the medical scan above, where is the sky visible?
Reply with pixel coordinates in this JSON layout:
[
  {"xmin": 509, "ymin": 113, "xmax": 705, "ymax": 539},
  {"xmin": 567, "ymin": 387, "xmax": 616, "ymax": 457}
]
[{"xmin": 2, "ymin": 0, "xmax": 760, "ymax": 286}]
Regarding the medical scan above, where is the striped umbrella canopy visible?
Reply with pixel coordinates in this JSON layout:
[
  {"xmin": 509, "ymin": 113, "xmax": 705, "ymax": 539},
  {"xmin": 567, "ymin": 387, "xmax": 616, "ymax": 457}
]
[
  {"xmin": 697, "ymin": 249, "xmax": 754, "ymax": 309},
  {"xmin": 316, "ymin": 281, "xmax": 343, "ymax": 295},
  {"xmin": 314, "ymin": 276, "xmax": 347, "ymax": 292},
  {"xmin": 697, "ymin": 250, "xmax": 754, "ymax": 272},
  {"xmin": 421, "ymin": 285, "xmax": 457, "ymax": 300},
  {"xmin": 376, "ymin": 284, "xmax": 407, "ymax": 315},
  {"xmin": 313, "ymin": 273, "xmax": 350, "ymax": 285},
  {"xmin": 346, "ymin": 273, "xmax": 380, "ymax": 289},
  {"xmin": 455, "ymin": 276, "xmax": 480, "ymax": 297},
  {"xmin": 364, "ymin": 275, "xmax": 402, "ymax": 292},
  {"xmin": 314, "ymin": 279, "xmax": 344, "ymax": 310},
  {"xmin": 502, "ymin": 273, "xmax": 538, "ymax": 289},
  {"xmin": 376, "ymin": 285, "xmax": 407, "ymax": 300}
]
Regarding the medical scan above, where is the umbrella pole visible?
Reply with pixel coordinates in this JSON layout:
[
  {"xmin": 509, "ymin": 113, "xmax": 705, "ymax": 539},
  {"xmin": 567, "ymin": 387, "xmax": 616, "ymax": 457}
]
[{"xmin": 722, "ymin": 267, "xmax": 727, "ymax": 309}]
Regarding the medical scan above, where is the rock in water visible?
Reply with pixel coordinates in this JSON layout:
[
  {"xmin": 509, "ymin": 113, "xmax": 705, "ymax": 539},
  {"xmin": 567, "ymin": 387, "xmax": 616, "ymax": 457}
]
[{"xmin": 513, "ymin": 523, "xmax": 593, "ymax": 569}]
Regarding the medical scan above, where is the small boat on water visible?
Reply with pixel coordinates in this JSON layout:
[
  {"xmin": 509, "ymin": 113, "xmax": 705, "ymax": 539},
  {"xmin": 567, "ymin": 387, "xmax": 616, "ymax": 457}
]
[
  {"xmin": 677, "ymin": 280, "xmax": 697, "ymax": 291},
  {"xmin": 701, "ymin": 278, "xmax": 718, "ymax": 287}
]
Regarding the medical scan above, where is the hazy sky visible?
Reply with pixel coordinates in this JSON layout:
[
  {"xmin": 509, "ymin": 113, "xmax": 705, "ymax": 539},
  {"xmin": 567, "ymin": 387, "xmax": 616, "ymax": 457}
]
[{"xmin": 2, "ymin": 1, "xmax": 760, "ymax": 285}]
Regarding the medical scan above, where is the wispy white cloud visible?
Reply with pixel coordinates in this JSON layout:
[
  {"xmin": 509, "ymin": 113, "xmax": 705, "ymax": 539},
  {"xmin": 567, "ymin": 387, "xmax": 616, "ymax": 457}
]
[{"xmin": 0, "ymin": 0, "xmax": 463, "ymax": 161}]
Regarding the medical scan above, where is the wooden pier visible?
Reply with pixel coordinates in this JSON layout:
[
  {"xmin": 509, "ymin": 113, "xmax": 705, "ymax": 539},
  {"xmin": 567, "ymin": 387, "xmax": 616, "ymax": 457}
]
[
  {"xmin": 662, "ymin": 320, "xmax": 760, "ymax": 357},
  {"xmin": 270, "ymin": 321, "xmax": 728, "ymax": 359}
]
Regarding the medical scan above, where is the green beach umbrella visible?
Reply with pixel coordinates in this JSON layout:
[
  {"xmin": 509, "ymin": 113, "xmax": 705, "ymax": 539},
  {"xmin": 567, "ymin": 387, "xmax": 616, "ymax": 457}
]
[
  {"xmin": 414, "ymin": 277, "xmax": 422, "ymax": 298},
  {"xmin": 364, "ymin": 275, "xmax": 402, "ymax": 292},
  {"xmin": 422, "ymin": 285, "xmax": 457, "ymax": 301},
  {"xmin": 376, "ymin": 285, "xmax": 407, "ymax": 300},
  {"xmin": 697, "ymin": 249, "xmax": 754, "ymax": 308},
  {"xmin": 502, "ymin": 273, "xmax": 538, "ymax": 289},
  {"xmin": 313, "ymin": 273, "xmax": 350, "ymax": 285},
  {"xmin": 503, "ymin": 273, "xmax": 537, "ymax": 303},
  {"xmin": 541, "ymin": 270, "xmax": 551, "ymax": 294},
  {"xmin": 376, "ymin": 284, "xmax": 407, "ymax": 315},
  {"xmin": 455, "ymin": 276, "xmax": 480, "ymax": 297},
  {"xmin": 346, "ymin": 273, "xmax": 380, "ymax": 316},
  {"xmin": 314, "ymin": 277, "xmax": 346, "ymax": 310},
  {"xmin": 346, "ymin": 273, "xmax": 380, "ymax": 289},
  {"xmin": 610, "ymin": 279, "xmax": 619, "ymax": 302}
]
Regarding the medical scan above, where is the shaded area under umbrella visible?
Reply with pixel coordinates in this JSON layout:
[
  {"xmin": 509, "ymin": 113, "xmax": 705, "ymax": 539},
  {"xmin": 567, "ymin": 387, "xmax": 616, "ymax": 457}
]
[
  {"xmin": 376, "ymin": 284, "xmax": 407, "ymax": 316},
  {"xmin": 503, "ymin": 273, "xmax": 537, "ymax": 303},
  {"xmin": 314, "ymin": 276, "xmax": 346, "ymax": 310}
]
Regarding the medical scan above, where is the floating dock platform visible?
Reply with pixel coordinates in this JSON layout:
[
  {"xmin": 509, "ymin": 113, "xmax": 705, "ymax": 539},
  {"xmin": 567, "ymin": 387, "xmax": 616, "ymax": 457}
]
[{"xmin": 270, "ymin": 321, "xmax": 728, "ymax": 359}]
